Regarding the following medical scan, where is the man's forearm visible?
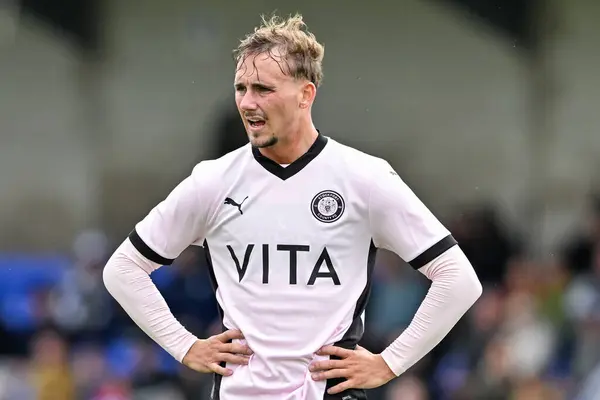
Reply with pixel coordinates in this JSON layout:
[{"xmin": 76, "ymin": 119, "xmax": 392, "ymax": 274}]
[
  {"xmin": 380, "ymin": 246, "xmax": 482, "ymax": 376},
  {"xmin": 103, "ymin": 239, "xmax": 198, "ymax": 362}
]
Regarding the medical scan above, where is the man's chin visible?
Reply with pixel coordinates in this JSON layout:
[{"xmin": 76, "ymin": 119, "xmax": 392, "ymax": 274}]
[{"xmin": 249, "ymin": 134, "xmax": 278, "ymax": 149}]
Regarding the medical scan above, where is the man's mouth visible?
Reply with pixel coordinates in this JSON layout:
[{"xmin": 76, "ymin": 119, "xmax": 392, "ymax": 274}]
[{"xmin": 247, "ymin": 117, "xmax": 266, "ymax": 128}]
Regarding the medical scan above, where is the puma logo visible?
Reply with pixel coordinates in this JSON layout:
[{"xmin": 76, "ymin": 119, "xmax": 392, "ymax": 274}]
[{"xmin": 224, "ymin": 196, "xmax": 248, "ymax": 215}]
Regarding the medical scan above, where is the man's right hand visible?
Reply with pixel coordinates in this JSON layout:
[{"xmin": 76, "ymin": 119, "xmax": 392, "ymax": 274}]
[{"xmin": 182, "ymin": 329, "xmax": 253, "ymax": 376}]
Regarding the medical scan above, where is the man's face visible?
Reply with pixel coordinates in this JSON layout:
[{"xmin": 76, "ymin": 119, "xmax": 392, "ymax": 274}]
[{"xmin": 234, "ymin": 51, "xmax": 304, "ymax": 148}]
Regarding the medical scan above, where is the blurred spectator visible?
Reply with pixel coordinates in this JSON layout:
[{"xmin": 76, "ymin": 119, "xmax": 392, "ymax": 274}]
[
  {"xmin": 0, "ymin": 358, "xmax": 37, "ymax": 399},
  {"xmin": 564, "ymin": 240, "xmax": 600, "ymax": 380},
  {"xmin": 48, "ymin": 229, "xmax": 114, "ymax": 341},
  {"xmin": 501, "ymin": 288, "xmax": 556, "ymax": 380},
  {"xmin": 450, "ymin": 205, "xmax": 521, "ymax": 286},
  {"xmin": 575, "ymin": 361, "xmax": 600, "ymax": 400},
  {"xmin": 368, "ymin": 250, "xmax": 428, "ymax": 345},
  {"xmin": 71, "ymin": 343, "xmax": 108, "ymax": 398},
  {"xmin": 463, "ymin": 288, "xmax": 505, "ymax": 366},
  {"xmin": 154, "ymin": 247, "xmax": 220, "ymax": 339},
  {"xmin": 511, "ymin": 378, "xmax": 564, "ymax": 400},
  {"xmin": 561, "ymin": 194, "xmax": 600, "ymax": 275},
  {"xmin": 386, "ymin": 375, "xmax": 429, "ymax": 400},
  {"xmin": 29, "ymin": 329, "xmax": 75, "ymax": 400},
  {"xmin": 458, "ymin": 337, "xmax": 512, "ymax": 400}
]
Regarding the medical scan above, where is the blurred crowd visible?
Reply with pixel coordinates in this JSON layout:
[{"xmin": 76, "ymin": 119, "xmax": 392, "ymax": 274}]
[
  {"xmin": 1, "ymin": 195, "xmax": 600, "ymax": 400},
  {"xmin": 2, "ymin": 0, "xmax": 597, "ymax": 397}
]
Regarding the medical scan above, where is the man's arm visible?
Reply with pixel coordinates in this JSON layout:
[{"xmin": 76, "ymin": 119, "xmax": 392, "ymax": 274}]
[
  {"xmin": 103, "ymin": 239, "xmax": 198, "ymax": 362},
  {"xmin": 103, "ymin": 164, "xmax": 209, "ymax": 362},
  {"xmin": 379, "ymin": 246, "xmax": 481, "ymax": 375},
  {"xmin": 369, "ymin": 160, "xmax": 482, "ymax": 376}
]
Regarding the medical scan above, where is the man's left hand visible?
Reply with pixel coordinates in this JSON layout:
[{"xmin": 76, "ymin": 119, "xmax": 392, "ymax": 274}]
[{"xmin": 309, "ymin": 345, "xmax": 396, "ymax": 394}]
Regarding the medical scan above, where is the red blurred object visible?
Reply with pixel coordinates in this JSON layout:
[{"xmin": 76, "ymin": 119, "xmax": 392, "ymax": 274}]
[{"xmin": 92, "ymin": 382, "xmax": 131, "ymax": 400}]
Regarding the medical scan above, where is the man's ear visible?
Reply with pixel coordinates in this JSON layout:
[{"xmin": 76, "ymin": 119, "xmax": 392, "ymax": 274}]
[{"xmin": 299, "ymin": 81, "xmax": 316, "ymax": 109}]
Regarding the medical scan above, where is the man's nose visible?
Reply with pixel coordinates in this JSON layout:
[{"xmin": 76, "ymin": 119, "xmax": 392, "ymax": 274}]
[{"xmin": 239, "ymin": 92, "xmax": 258, "ymax": 111}]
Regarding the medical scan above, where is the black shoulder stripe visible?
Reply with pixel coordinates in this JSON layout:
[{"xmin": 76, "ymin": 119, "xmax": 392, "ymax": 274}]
[
  {"xmin": 128, "ymin": 229, "xmax": 175, "ymax": 266},
  {"xmin": 408, "ymin": 235, "xmax": 458, "ymax": 269}
]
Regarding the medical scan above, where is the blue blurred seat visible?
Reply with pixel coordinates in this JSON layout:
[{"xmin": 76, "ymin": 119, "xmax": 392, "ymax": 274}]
[
  {"xmin": 0, "ymin": 253, "xmax": 69, "ymax": 331},
  {"xmin": 105, "ymin": 337, "xmax": 140, "ymax": 378}
]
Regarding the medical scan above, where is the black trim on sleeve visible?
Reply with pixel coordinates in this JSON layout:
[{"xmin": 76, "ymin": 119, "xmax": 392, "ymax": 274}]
[
  {"xmin": 128, "ymin": 228, "xmax": 175, "ymax": 266},
  {"xmin": 408, "ymin": 234, "xmax": 458, "ymax": 269}
]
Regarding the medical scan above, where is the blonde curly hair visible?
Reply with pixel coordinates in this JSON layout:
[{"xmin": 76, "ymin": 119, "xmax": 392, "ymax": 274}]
[{"xmin": 233, "ymin": 13, "xmax": 325, "ymax": 87}]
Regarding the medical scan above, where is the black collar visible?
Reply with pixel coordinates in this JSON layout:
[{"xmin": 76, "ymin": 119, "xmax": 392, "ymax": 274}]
[{"xmin": 252, "ymin": 132, "xmax": 328, "ymax": 181}]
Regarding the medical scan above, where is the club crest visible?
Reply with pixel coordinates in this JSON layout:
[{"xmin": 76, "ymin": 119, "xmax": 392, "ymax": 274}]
[{"xmin": 311, "ymin": 190, "xmax": 345, "ymax": 223}]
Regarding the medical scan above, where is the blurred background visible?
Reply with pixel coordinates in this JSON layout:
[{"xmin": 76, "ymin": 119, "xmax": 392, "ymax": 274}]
[{"xmin": 1, "ymin": 0, "xmax": 600, "ymax": 398}]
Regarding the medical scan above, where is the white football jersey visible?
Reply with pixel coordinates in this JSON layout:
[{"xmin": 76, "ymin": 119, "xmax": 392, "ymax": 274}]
[{"xmin": 130, "ymin": 134, "xmax": 456, "ymax": 400}]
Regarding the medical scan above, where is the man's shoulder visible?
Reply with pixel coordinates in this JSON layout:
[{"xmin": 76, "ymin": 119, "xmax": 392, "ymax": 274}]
[
  {"xmin": 326, "ymin": 137, "xmax": 393, "ymax": 175},
  {"xmin": 191, "ymin": 144, "xmax": 252, "ymax": 181}
]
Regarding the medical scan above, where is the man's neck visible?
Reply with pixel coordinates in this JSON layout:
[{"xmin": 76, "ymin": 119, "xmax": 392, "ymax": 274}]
[{"xmin": 259, "ymin": 126, "xmax": 319, "ymax": 164}]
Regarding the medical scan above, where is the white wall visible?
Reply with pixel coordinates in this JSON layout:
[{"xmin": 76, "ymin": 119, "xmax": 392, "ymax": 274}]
[{"xmin": 0, "ymin": 0, "xmax": 598, "ymax": 250}]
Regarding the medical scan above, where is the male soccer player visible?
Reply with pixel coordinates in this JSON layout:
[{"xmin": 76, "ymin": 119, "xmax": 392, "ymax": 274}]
[{"xmin": 103, "ymin": 14, "xmax": 482, "ymax": 400}]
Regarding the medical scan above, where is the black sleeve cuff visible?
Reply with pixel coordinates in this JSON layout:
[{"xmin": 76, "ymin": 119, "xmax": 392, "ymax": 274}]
[
  {"xmin": 129, "ymin": 228, "xmax": 175, "ymax": 266},
  {"xmin": 408, "ymin": 234, "xmax": 458, "ymax": 269}
]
